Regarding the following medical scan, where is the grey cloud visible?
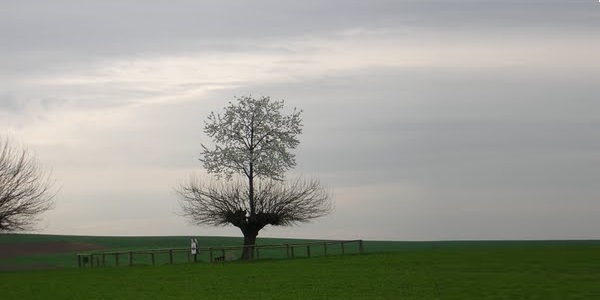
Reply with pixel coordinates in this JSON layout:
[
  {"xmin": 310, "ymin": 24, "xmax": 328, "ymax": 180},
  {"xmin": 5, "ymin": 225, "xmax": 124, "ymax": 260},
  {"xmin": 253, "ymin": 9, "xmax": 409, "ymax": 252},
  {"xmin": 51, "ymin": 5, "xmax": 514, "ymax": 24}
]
[
  {"xmin": 2, "ymin": 0, "xmax": 598, "ymax": 89},
  {"xmin": 237, "ymin": 65, "xmax": 600, "ymax": 198},
  {"xmin": 0, "ymin": 92, "xmax": 68, "ymax": 114},
  {"xmin": 1, "ymin": 1, "xmax": 398, "ymax": 54},
  {"xmin": 0, "ymin": 92, "xmax": 24, "ymax": 111},
  {"xmin": 2, "ymin": 0, "xmax": 596, "ymax": 58}
]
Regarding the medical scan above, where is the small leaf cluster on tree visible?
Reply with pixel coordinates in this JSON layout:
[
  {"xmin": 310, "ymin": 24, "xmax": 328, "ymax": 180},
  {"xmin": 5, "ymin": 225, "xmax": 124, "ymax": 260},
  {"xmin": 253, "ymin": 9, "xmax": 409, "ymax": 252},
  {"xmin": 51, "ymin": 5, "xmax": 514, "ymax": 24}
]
[
  {"xmin": 0, "ymin": 138, "xmax": 56, "ymax": 232},
  {"xmin": 176, "ymin": 95, "xmax": 332, "ymax": 259}
]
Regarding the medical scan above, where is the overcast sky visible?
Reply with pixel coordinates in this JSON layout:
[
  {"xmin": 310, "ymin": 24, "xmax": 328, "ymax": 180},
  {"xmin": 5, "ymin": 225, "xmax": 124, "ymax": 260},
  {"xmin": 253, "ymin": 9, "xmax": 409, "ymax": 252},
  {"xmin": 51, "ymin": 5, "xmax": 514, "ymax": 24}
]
[{"xmin": 1, "ymin": 0, "xmax": 598, "ymax": 241}]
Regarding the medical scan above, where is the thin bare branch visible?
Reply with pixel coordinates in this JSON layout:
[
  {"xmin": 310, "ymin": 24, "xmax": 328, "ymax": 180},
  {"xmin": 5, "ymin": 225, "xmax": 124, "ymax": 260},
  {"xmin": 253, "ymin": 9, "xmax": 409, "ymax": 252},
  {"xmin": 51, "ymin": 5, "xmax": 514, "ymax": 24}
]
[
  {"xmin": 175, "ymin": 176, "xmax": 333, "ymax": 230},
  {"xmin": 175, "ymin": 176, "xmax": 332, "ymax": 230},
  {"xmin": 0, "ymin": 138, "xmax": 56, "ymax": 232}
]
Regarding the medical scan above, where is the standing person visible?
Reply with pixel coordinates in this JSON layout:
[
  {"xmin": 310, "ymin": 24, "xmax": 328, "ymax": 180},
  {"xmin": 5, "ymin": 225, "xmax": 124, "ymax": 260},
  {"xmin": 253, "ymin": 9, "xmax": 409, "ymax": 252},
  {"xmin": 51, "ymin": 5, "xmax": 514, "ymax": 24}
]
[{"xmin": 191, "ymin": 238, "xmax": 199, "ymax": 262}]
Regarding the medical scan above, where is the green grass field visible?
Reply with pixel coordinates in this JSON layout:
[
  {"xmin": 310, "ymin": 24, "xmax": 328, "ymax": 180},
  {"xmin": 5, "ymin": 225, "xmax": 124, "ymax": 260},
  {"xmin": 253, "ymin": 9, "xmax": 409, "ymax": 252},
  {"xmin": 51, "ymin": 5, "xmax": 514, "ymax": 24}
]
[{"xmin": 1, "ymin": 235, "xmax": 599, "ymax": 299}]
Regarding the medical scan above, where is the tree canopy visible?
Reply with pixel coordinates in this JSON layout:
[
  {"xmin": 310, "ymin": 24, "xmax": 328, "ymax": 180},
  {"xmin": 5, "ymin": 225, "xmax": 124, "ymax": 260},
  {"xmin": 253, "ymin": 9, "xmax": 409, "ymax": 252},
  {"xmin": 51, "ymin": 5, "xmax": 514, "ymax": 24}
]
[{"xmin": 200, "ymin": 95, "xmax": 302, "ymax": 181}]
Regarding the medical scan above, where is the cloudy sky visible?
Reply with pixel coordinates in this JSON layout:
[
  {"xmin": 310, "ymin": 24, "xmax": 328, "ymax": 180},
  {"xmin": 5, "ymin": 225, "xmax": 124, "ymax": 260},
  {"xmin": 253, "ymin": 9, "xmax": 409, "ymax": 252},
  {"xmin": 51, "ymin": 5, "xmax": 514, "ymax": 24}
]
[{"xmin": 1, "ymin": 0, "xmax": 598, "ymax": 241}]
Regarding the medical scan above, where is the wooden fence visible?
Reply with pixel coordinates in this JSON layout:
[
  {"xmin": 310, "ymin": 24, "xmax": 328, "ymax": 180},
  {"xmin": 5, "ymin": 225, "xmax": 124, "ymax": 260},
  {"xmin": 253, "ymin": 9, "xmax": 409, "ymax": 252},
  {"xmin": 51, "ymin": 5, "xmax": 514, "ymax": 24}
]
[{"xmin": 77, "ymin": 239, "xmax": 364, "ymax": 267}]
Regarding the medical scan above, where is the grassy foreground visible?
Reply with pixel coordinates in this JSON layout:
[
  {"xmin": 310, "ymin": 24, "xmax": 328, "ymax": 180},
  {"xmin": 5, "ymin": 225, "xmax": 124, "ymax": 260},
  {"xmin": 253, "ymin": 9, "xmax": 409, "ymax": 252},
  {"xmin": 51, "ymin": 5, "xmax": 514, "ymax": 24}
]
[{"xmin": 0, "ymin": 239, "xmax": 599, "ymax": 299}]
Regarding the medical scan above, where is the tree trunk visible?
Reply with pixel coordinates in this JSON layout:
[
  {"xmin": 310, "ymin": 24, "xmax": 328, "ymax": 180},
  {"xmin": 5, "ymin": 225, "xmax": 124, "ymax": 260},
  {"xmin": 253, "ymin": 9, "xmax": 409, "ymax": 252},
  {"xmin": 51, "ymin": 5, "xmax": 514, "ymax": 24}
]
[{"xmin": 241, "ymin": 228, "xmax": 258, "ymax": 260}]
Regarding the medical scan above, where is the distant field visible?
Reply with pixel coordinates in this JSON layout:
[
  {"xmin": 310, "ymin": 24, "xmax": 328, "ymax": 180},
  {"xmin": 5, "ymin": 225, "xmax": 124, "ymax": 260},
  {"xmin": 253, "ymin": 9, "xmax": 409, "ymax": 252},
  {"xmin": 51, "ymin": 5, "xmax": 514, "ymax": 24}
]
[
  {"xmin": 0, "ymin": 234, "xmax": 416, "ymax": 268},
  {"xmin": 0, "ymin": 236, "xmax": 599, "ymax": 299}
]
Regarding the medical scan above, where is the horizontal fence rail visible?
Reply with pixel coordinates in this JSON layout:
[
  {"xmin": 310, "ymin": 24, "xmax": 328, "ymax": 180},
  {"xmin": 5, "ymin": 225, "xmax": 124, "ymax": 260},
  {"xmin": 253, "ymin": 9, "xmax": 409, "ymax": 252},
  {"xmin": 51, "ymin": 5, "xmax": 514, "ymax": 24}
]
[{"xmin": 77, "ymin": 239, "xmax": 364, "ymax": 268}]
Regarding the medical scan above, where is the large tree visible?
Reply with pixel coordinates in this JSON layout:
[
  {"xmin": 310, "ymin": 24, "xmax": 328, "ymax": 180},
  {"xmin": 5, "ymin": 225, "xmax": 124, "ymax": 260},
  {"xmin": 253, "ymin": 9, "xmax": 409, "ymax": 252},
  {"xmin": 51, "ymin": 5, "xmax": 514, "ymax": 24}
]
[
  {"xmin": 176, "ymin": 95, "xmax": 332, "ymax": 259},
  {"xmin": 0, "ymin": 138, "xmax": 56, "ymax": 232}
]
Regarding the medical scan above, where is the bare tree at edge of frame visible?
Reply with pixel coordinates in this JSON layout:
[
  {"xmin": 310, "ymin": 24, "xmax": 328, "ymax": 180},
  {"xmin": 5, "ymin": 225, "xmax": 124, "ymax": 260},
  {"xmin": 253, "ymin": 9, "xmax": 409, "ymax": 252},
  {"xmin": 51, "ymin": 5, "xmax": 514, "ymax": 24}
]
[
  {"xmin": 175, "ymin": 95, "xmax": 333, "ymax": 260},
  {"xmin": 0, "ymin": 138, "xmax": 56, "ymax": 232}
]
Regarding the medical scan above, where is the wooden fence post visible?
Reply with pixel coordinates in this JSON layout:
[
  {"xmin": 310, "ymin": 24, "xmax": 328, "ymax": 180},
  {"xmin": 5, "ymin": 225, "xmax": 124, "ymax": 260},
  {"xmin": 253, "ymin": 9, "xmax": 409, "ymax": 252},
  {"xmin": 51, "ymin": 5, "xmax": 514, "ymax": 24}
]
[
  {"xmin": 169, "ymin": 250, "xmax": 173, "ymax": 264},
  {"xmin": 359, "ymin": 240, "xmax": 364, "ymax": 254},
  {"xmin": 341, "ymin": 242, "xmax": 345, "ymax": 255},
  {"xmin": 151, "ymin": 253, "xmax": 155, "ymax": 265},
  {"xmin": 307, "ymin": 245, "xmax": 311, "ymax": 257},
  {"xmin": 324, "ymin": 243, "xmax": 328, "ymax": 256},
  {"xmin": 209, "ymin": 247, "xmax": 213, "ymax": 262}
]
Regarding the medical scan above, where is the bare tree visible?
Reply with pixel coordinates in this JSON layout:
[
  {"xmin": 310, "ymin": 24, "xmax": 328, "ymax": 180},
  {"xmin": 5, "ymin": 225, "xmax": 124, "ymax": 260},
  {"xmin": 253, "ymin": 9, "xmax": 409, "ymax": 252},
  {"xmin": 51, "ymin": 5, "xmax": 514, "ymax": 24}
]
[
  {"xmin": 0, "ymin": 138, "xmax": 56, "ymax": 232},
  {"xmin": 176, "ymin": 95, "xmax": 332, "ymax": 259},
  {"xmin": 177, "ymin": 177, "xmax": 332, "ymax": 257}
]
